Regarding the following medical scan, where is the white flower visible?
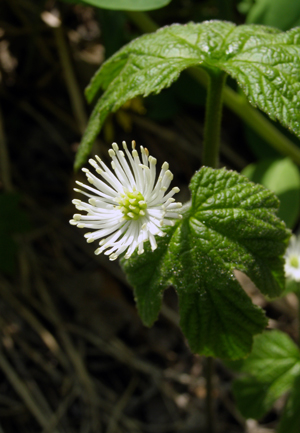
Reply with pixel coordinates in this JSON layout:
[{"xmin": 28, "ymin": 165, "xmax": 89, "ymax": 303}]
[
  {"xmin": 284, "ymin": 235, "xmax": 300, "ymax": 282},
  {"xmin": 70, "ymin": 141, "xmax": 182, "ymax": 261}
]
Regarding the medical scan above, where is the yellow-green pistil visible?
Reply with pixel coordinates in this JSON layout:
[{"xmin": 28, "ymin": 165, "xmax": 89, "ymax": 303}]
[
  {"xmin": 290, "ymin": 255, "xmax": 299, "ymax": 268},
  {"xmin": 117, "ymin": 190, "xmax": 147, "ymax": 220}
]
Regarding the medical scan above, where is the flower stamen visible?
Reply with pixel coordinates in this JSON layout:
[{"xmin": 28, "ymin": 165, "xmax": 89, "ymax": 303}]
[{"xmin": 70, "ymin": 141, "xmax": 182, "ymax": 260}]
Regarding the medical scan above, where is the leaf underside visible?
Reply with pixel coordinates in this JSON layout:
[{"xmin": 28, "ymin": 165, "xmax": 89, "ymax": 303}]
[
  {"xmin": 122, "ymin": 167, "xmax": 290, "ymax": 360},
  {"xmin": 75, "ymin": 21, "xmax": 300, "ymax": 168}
]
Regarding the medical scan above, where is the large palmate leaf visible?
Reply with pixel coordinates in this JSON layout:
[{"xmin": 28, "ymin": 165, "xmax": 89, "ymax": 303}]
[
  {"xmin": 122, "ymin": 167, "xmax": 289, "ymax": 360},
  {"xmin": 75, "ymin": 20, "xmax": 300, "ymax": 168},
  {"xmin": 231, "ymin": 330, "xmax": 300, "ymax": 419}
]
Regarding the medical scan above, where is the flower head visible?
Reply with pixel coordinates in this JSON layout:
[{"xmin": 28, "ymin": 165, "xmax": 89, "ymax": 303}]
[
  {"xmin": 70, "ymin": 141, "xmax": 182, "ymax": 261},
  {"xmin": 284, "ymin": 235, "xmax": 300, "ymax": 282}
]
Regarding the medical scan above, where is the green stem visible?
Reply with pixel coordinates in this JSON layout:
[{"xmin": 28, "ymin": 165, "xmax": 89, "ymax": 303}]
[
  {"xmin": 205, "ymin": 357, "xmax": 215, "ymax": 433},
  {"xmin": 189, "ymin": 67, "xmax": 300, "ymax": 165},
  {"xmin": 202, "ymin": 69, "xmax": 227, "ymax": 168},
  {"xmin": 125, "ymin": 10, "xmax": 158, "ymax": 33},
  {"xmin": 126, "ymin": 12, "xmax": 300, "ymax": 166},
  {"xmin": 223, "ymin": 86, "xmax": 300, "ymax": 164},
  {"xmin": 202, "ymin": 70, "xmax": 223, "ymax": 433}
]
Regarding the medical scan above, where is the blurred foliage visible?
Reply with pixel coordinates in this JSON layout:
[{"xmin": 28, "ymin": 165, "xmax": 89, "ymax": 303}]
[
  {"xmin": 61, "ymin": 0, "xmax": 172, "ymax": 11},
  {"xmin": 242, "ymin": 158, "xmax": 300, "ymax": 229},
  {"xmin": 230, "ymin": 330, "xmax": 300, "ymax": 421},
  {"xmin": 242, "ymin": 0, "xmax": 300, "ymax": 30}
]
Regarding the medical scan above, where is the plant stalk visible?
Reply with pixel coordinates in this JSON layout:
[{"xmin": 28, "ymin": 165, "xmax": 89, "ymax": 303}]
[
  {"xmin": 125, "ymin": 10, "xmax": 158, "ymax": 33},
  {"xmin": 189, "ymin": 67, "xmax": 300, "ymax": 165},
  {"xmin": 202, "ymin": 69, "xmax": 227, "ymax": 168},
  {"xmin": 201, "ymin": 68, "xmax": 225, "ymax": 433}
]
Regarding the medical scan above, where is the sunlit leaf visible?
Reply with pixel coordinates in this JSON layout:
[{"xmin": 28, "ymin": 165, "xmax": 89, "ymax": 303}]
[{"xmin": 75, "ymin": 21, "xmax": 300, "ymax": 168}]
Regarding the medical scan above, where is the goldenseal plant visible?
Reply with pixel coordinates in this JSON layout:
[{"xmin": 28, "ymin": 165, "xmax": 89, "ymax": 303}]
[
  {"xmin": 284, "ymin": 235, "xmax": 300, "ymax": 282},
  {"xmin": 69, "ymin": 17, "xmax": 300, "ymax": 433},
  {"xmin": 70, "ymin": 141, "xmax": 182, "ymax": 261},
  {"xmin": 70, "ymin": 20, "xmax": 294, "ymax": 361}
]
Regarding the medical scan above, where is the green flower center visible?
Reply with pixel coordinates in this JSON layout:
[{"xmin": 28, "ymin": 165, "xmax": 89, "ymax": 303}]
[
  {"xmin": 118, "ymin": 190, "xmax": 147, "ymax": 220},
  {"xmin": 290, "ymin": 255, "xmax": 299, "ymax": 268}
]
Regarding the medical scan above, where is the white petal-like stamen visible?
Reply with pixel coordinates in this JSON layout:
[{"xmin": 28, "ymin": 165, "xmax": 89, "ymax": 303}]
[
  {"xmin": 70, "ymin": 141, "xmax": 182, "ymax": 261},
  {"xmin": 284, "ymin": 235, "xmax": 300, "ymax": 282}
]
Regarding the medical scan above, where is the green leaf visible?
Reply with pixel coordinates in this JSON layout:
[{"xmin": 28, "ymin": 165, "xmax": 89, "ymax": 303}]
[
  {"xmin": 60, "ymin": 0, "xmax": 171, "ymax": 11},
  {"xmin": 122, "ymin": 167, "xmax": 289, "ymax": 360},
  {"xmin": 278, "ymin": 374, "xmax": 300, "ymax": 433},
  {"xmin": 0, "ymin": 193, "xmax": 30, "ymax": 274},
  {"xmin": 75, "ymin": 21, "xmax": 300, "ymax": 168},
  {"xmin": 231, "ymin": 330, "xmax": 300, "ymax": 419},
  {"xmin": 242, "ymin": 158, "xmax": 300, "ymax": 228},
  {"xmin": 246, "ymin": 0, "xmax": 300, "ymax": 31}
]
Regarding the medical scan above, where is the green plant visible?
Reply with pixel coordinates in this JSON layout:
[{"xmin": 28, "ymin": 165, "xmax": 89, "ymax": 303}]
[
  {"xmin": 229, "ymin": 234, "xmax": 300, "ymax": 432},
  {"xmin": 71, "ymin": 17, "xmax": 299, "ymax": 355},
  {"xmin": 231, "ymin": 328, "xmax": 300, "ymax": 432},
  {"xmin": 70, "ymin": 16, "xmax": 300, "ymax": 432}
]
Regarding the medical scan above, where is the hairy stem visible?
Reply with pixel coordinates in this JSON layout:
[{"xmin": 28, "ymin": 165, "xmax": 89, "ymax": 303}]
[{"xmin": 202, "ymin": 69, "xmax": 227, "ymax": 168}]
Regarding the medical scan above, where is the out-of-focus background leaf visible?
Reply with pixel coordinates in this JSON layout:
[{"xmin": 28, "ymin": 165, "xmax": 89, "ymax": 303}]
[
  {"xmin": 230, "ymin": 330, "xmax": 300, "ymax": 419},
  {"xmin": 242, "ymin": 157, "xmax": 300, "ymax": 228},
  {"xmin": 61, "ymin": 0, "xmax": 172, "ymax": 11},
  {"xmin": 244, "ymin": 0, "xmax": 300, "ymax": 30}
]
